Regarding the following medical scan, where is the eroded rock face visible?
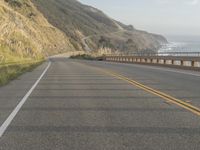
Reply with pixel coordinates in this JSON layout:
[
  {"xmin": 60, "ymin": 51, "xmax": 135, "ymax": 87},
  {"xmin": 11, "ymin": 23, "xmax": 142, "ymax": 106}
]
[
  {"xmin": 0, "ymin": 0, "xmax": 75, "ymax": 61},
  {"xmin": 0, "ymin": 0, "xmax": 168, "ymax": 62},
  {"xmin": 32, "ymin": 0, "xmax": 167, "ymax": 53}
]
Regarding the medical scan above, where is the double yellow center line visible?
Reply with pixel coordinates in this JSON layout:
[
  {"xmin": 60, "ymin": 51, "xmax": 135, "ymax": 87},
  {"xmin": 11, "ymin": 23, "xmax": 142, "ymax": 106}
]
[
  {"xmin": 76, "ymin": 61, "xmax": 200, "ymax": 116},
  {"xmin": 102, "ymin": 70, "xmax": 200, "ymax": 116}
]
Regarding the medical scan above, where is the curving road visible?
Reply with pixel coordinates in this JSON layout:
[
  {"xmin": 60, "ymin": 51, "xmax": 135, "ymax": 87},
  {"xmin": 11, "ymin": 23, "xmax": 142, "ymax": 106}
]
[{"xmin": 0, "ymin": 58, "xmax": 200, "ymax": 150}]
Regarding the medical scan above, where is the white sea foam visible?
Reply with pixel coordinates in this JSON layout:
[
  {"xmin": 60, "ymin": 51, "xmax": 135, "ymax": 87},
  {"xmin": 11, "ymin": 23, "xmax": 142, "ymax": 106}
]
[
  {"xmin": 160, "ymin": 35, "xmax": 200, "ymax": 53},
  {"xmin": 158, "ymin": 42, "xmax": 187, "ymax": 53},
  {"xmin": 158, "ymin": 40, "xmax": 200, "ymax": 56}
]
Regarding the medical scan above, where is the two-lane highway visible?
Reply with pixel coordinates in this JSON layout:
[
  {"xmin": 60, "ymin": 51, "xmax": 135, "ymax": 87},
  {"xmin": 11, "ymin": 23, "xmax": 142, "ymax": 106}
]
[{"xmin": 0, "ymin": 58, "xmax": 200, "ymax": 150}]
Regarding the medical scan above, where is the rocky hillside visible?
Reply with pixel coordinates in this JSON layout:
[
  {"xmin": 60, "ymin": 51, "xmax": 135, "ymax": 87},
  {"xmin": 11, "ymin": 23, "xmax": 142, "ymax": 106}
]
[
  {"xmin": 0, "ymin": 0, "xmax": 75, "ymax": 62},
  {"xmin": 32, "ymin": 0, "xmax": 167, "ymax": 54},
  {"xmin": 0, "ymin": 0, "xmax": 167, "ymax": 63}
]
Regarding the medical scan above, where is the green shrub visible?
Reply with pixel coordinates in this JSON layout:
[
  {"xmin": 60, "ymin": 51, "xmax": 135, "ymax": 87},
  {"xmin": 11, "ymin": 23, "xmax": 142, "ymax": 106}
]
[
  {"xmin": 4, "ymin": 0, "xmax": 23, "ymax": 7},
  {"xmin": 70, "ymin": 54, "xmax": 95, "ymax": 60}
]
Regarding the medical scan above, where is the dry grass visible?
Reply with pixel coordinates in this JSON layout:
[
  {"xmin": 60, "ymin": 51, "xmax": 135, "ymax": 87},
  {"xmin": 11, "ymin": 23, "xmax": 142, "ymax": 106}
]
[
  {"xmin": 0, "ymin": 60, "xmax": 44, "ymax": 86},
  {"xmin": 0, "ymin": 0, "xmax": 75, "ymax": 61}
]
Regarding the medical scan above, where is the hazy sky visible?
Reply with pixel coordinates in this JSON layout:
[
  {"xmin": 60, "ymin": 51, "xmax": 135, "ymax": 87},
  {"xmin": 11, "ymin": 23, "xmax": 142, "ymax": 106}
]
[{"xmin": 79, "ymin": 0, "xmax": 200, "ymax": 36}]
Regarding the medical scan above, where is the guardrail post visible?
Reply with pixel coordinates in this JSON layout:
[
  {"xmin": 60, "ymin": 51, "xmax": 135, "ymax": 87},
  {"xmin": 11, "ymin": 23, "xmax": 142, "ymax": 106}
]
[
  {"xmin": 171, "ymin": 60, "xmax": 174, "ymax": 65},
  {"xmin": 180, "ymin": 60, "xmax": 184, "ymax": 66},
  {"xmin": 191, "ymin": 61, "xmax": 195, "ymax": 67}
]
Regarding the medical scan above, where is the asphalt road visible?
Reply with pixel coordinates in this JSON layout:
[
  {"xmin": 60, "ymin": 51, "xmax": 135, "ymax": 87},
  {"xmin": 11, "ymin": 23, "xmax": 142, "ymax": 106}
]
[{"xmin": 0, "ymin": 58, "xmax": 200, "ymax": 150}]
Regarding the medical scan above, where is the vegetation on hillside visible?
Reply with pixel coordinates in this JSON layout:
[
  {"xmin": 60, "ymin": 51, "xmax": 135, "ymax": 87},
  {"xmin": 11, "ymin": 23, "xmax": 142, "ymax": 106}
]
[
  {"xmin": 0, "ymin": 0, "xmax": 74, "ymax": 85},
  {"xmin": 0, "ymin": 0, "xmax": 168, "ymax": 86},
  {"xmin": 0, "ymin": 60, "xmax": 43, "ymax": 86},
  {"xmin": 70, "ymin": 54, "xmax": 96, "ymax": 60},
  {"xmin": 0, "ymin": 0, "xmax": 75, "ymax": 64},
  {"xmin": 32, "ymin": 0, "xmax": 167, "ymax": 53}
]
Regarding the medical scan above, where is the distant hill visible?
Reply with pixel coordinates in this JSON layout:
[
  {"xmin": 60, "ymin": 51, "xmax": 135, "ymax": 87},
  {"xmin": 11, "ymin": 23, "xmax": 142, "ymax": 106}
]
[
  {"xmin": 0, "ymin": 0, "xmax": 167, "ymax": 62},
  {"xmin": 32, "ymin": 0, "xmax": 167, "ymax": 53}
]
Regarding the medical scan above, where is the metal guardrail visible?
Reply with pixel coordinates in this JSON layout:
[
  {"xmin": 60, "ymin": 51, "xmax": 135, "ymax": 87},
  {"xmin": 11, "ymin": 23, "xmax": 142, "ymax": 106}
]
[
  {"xmin": 108, "ymin": 52, "xmax": 200, "ymax": 57},
  {"xmin": 105, "ymin": 52, "xmax": 200, "ymax": 70}
]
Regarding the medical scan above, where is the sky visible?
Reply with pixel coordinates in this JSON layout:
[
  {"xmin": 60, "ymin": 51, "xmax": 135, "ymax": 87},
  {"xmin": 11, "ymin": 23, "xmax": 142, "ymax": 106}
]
[{"xmin": 79, "ymin": 0, "xmax": 200, "ymax": 37}]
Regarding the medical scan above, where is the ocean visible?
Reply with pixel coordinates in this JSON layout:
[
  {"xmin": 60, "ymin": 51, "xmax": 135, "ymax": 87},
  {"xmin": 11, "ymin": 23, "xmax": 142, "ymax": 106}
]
[{"xmin": 158, "ymin": 35, "xmax": 200, "ymax": 54}]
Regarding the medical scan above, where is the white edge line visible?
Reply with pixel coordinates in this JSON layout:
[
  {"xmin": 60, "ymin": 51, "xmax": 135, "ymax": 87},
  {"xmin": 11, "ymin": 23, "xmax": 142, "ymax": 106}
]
[
  {"xmin": 0, "ymin": 61, "xmax": 51, "ymax": 137},
  {"xmin": 136, "ymin": 65, "xmax": 200, "ymax": 77}
]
